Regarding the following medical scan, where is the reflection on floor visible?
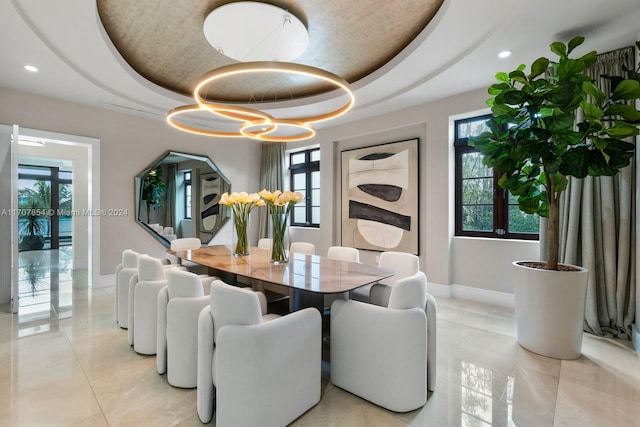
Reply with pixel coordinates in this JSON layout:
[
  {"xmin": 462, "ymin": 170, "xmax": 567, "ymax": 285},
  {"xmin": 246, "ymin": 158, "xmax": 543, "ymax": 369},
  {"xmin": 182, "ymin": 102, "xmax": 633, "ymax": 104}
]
[
  {"xmin": 1, "ymin": 253, "xmax": 639, "ymax": 426},
  {"xmin": 17, "ymin": 247, "xmax": 79, "ymax": 337}
]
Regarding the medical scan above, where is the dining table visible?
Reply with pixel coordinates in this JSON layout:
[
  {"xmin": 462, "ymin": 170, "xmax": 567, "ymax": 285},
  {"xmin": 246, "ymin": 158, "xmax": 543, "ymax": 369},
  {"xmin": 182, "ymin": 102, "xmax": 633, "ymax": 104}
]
[{"xmin": 169, "ymin": 244, "xmax": 394, "ymax": 312}]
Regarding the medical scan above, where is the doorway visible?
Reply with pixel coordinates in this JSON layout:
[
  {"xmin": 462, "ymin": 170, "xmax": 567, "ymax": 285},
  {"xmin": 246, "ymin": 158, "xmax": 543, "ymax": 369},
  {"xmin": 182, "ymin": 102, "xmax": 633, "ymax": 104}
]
[
  {"xmin": 11, "ymin": 128, "xmax": 100, "ymax": 330},
  {"xmin": 16, "ymin": 158, "xmax": 75, "ymax": 333}
]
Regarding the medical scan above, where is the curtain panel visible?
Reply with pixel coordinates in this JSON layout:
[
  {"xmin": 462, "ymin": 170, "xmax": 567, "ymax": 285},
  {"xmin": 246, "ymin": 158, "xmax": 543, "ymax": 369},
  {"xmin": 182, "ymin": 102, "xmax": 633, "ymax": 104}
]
[{"xmin": 257, "ymin": 142, "xmax": 285, "ymax": 238}]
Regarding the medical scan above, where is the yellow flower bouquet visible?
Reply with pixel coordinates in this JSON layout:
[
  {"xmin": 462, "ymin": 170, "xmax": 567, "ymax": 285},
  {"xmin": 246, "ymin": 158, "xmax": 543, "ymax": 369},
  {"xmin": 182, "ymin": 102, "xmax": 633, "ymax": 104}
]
[
  {"xmin": 259, "ymin": 189, "xmax": 304, "ymax": 263},
  {"xmin": 219, "ymin": 192, "xmax": 264, "ymax": 256}
]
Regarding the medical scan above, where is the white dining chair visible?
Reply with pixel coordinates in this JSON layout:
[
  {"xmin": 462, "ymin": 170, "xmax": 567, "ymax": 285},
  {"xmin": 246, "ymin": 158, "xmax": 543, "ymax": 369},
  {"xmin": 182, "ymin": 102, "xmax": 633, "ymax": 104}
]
[
  {"xmin": 130, "ymin": 255, "xmax": 180, "ymax": 353},
  {"xmin": 115, "ymin": 249, "xmax": 140, "ymax": 328},
  {"xmin": 157, "ymin": 268, "xmax": 216, "ymax": 387},
  {"xmin": 117, "ymin": 249, "xmax": 172, "ymax": 329},
  {"xmin": 168, "ymin": 237, "xmax": 206, "ymax": 273},
  {"xmin": 197, "ymin": 280, "xmax": 321, "ymax": 425},
  {"xmin": 350, "ymin": 251, "xmax": 420, "ymax": 305},
  {"xmin": 330, "ymin": 271, "xmax": 437, "ymax": 411},
  {"xmin": 327, "ymin": 246, "xmax": 360, "ymax": 263},
  {"xmin": 258, "ymin": 238, "xmax": 272, "ymax": 249},
  {"xmin": 289, "ymin": 241, "xmax": 315, "ymax": 255}
]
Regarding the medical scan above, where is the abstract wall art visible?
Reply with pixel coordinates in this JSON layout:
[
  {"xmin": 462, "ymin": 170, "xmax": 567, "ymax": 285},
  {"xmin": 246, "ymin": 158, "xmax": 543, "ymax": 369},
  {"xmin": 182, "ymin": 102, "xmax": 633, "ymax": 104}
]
[
  {"xmin": 341, "ymin": 138, "xmax": 419, "ymax": 254},
  {"xmin": 199, "ymin": 171, "xmax": 222, "ymax": 234}
]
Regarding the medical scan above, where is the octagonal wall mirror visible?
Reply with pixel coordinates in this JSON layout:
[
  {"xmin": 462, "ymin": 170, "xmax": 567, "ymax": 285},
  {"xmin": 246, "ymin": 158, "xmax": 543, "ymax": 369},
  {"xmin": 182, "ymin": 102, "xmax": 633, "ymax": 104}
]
[{"xmin": 135, "ymin": 151, "xmax": 231, "ymax": 247}]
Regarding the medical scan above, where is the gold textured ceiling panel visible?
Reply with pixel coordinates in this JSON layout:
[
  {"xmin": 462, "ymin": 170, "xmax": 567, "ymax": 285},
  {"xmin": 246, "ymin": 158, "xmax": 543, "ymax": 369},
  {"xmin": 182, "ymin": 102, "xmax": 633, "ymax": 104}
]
[{"xmin": 97, "ymin": 0, "xmax": 444, "ymax": 103}]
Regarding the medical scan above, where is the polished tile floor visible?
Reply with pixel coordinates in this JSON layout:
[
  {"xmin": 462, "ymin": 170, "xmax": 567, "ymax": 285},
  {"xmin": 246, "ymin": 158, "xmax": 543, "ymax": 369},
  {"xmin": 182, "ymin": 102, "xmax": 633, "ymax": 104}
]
[{"xmin": 1, "ymin": 249, "xmax": 639, "ymax": 426}]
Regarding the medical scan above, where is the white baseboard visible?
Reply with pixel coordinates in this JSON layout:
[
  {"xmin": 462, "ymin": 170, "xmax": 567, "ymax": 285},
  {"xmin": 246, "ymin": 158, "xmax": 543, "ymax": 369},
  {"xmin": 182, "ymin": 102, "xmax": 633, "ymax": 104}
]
[
  {"xmin": 94, "ymin": 274, "xmax": 116, "ymax": 289},
  {"xmin": 427, "ymin": 282, "xmax": 452, "ymax": 298},
  {"xmin": 72, "ymin": 259, "xmax": 88, "ymax": 270},
  {"xmin": 428, "ymin": 282, "xmax": 514, "ymax": 308}
]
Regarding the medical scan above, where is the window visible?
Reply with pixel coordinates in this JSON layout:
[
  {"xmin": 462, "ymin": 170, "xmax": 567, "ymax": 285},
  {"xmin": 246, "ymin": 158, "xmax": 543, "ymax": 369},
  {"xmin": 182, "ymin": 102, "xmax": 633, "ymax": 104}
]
[
  {"xmin": 289, "ymin": 148, "xmax": 320, "ymax": 227},
  {"xmin": 18, "ymin": 165, "xmax": 73, "ymax": 249},
  {"xmin": 454, "ymin": 115, "xmax": 539, "ymax": 239},
  {"xmin": 184, "ymin": 171, "xmax": 192, "ymax": 219}
]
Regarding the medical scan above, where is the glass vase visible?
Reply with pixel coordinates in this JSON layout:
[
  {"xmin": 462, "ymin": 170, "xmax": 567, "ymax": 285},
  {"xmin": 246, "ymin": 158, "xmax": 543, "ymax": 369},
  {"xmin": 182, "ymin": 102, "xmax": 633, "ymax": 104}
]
[
  {"xmin": 232, "ymin": 211, "xmax": 250, "ymax": 256},
  {"xmin": 269, "ymin": 211, "xmax": 289, "ymax": 264}
]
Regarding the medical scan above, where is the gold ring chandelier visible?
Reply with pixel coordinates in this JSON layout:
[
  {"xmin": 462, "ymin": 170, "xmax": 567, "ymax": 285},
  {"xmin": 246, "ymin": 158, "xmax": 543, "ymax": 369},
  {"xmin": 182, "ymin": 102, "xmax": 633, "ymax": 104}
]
[
  {"xmin": 167, "ymin": 62, "xmax": 354, "ymax": 142},
  {"xmin": 166, "ymin": 2, "xmax": 354, "ymax": 142}
]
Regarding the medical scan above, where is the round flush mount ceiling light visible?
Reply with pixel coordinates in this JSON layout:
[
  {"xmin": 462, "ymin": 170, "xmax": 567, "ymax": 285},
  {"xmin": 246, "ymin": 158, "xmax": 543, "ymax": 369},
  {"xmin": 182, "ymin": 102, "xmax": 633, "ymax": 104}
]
[
  {"xmin": 24, "ymin": 65, "xmax": 38, "ymax": 72},
  {"xmin": 203, "ymin": 1, "xmax": 309, "ymax": 62},
  {"xmin": 498, "ymin": 50, "xmax": 512, "ymax": 59}
]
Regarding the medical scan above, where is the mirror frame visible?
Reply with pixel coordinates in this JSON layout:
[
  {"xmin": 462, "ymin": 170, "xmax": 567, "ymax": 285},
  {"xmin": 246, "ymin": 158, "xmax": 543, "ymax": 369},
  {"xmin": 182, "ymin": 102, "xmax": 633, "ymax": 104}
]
[{"xmin": 134, "ymin": 150, "xmax": 231, "ymax": 248}]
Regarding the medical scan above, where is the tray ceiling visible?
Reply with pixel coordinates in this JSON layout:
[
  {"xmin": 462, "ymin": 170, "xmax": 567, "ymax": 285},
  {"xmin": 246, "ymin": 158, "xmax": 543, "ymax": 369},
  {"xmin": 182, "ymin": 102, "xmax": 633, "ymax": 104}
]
[{"xmin": 97, "ymin": 0, "xmax": 444, "ymax": 103}]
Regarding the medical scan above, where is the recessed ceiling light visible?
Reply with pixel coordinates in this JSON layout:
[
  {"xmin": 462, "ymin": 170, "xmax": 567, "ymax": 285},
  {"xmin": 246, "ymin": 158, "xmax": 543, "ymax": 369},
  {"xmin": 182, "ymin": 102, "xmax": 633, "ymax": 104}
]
[
  {"xmin": 498, "ymin": 50, "xmax": 512, "ymax": 59},
  {"xmin": 24, "ymin": 65, "xmax": 38, "ymax": 72}
]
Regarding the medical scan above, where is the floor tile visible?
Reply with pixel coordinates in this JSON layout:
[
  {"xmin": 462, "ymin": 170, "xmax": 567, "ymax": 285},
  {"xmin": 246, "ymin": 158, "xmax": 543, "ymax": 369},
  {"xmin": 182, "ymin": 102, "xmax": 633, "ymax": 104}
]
[
  {"xmin": 0, "ymin": 360, "xmax": 102, "ymax": 426},
  {"xmin": 290, "ymin": 385, "xmax": 410, "ymax": 427},
  {"xmin": 559, "ymin": 334, "xmax": 640, "ymax": 403},
  {"xmin": 553, "ymin": 379, "xmax": 640, "ymax": 427},
  {"xmin": 89, "ymin": 356, "xmax": 197, "ymax": 426}
]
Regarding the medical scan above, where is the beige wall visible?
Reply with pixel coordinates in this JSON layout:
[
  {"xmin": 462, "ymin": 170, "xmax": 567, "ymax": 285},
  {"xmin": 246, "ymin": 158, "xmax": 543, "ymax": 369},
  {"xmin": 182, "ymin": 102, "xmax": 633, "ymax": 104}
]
[{"xmin": 0, "ymin": 87, "xmax": 261, "ymax": 276}]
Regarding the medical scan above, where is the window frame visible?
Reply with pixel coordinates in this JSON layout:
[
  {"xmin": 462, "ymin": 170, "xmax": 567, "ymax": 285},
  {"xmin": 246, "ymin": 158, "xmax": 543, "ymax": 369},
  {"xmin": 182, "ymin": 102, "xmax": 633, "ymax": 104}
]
[
  {"xmin": 184, "ymin": 171, "xmax": 192, "ymax": 220},
  {"xmin": 454, "ymin": 115, "xmax": 539, "ymax": 240},
  {"xmin": 289, "ymin": 147, "xmax": 320, "ymax": 228},
  {"xmin": 18, "ymin": 164, "xmax": 73, "ymax": 248}
]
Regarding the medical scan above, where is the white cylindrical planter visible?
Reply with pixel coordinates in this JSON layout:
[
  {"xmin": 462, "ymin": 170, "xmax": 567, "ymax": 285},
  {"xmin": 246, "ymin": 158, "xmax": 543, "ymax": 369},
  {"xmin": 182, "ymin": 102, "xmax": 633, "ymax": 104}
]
[{"xmin": 512, "ymin": 261, "xmax": 589, "ymax": 360}]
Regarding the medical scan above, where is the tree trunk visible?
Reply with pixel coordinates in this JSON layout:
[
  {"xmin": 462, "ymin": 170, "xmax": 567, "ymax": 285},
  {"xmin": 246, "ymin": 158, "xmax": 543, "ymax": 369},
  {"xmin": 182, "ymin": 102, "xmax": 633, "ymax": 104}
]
[{"xmin": 546, "ymin": 199, "xmax": 560, "ymax": 270}]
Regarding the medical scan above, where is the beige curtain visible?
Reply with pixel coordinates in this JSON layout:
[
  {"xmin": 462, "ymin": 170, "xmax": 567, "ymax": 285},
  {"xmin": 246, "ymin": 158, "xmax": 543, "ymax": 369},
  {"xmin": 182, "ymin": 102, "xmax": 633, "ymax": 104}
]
[
  {"xmin": 542, "ymin": 46, "xmax": 636, "ymax": 339},
  {"xmin": 257, "ymin": 142, "xmax": 285, "ymax": 238}
]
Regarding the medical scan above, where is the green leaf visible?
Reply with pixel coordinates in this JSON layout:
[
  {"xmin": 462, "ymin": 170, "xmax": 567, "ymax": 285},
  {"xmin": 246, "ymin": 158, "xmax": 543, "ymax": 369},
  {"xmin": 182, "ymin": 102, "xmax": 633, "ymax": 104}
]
[
  {"xmin": 567, "ymin": 36, "xmax": 585, "ymax": 54},
  {"xmin": 509, "ymin": 70, "xmax": 528, "ymax": 85},
  {"xmin": 502, "ymin": 90, "xmax": 528, "ymax": 105},
  {"xmin": 488, "ymin": 83, "xmax": 509, "ymax": 95},
  {"xmin": 537, "ymin": 201, "xmax": 549, "ymax": 218},
  {"xmin": 587, "ymin": 150, "xmax": 619, "ymax": 176},
  {"xmin": 606, "ymin": 121, "xmax": 640, "ymax": 138},
  {"xmin": 593, "ymin": 137, "xmax": 608, "ymax": 150},
  {"xmin": 519, "ymin": 197, "xmax": 541, "ymax": 214},
  {"xmin": 559, "ymin": 146, "xmax": 590, "ymax": 178},
  {"xmin": 581, "ymin": 102, "xmax": 604, "ymax": 120},
  {"xmin": 552, "ymin": 130, "xmax": 582, "ymax": 146},
  {"xmin": 578, "ymin": 51, "xmax": 597, "ymax": 68},
  {"xmin": 543, "ymin": 114, "xmax": 575, "ymax": 132},
  {"xmin": 581, "ymin": 81, "xmax": 605, "ymax": 105},
  {"xmin": 557, "ymin": 59, "xmax": 587, "ymax": 80},
  {"xmin": 550, "ymin": 41, "xmax": 567, "ymax": 59},
  {"xmin": 547, "ymin": 83, "xmax": 582, "ymax": 109},
  {"xmin": 612, "ymin": 79, "xmax": 640, "ymax": 101},
  {"xmin": 528, "ymin": 57, "xmax": 550, "ymax": 80},
  {"xmin": 491, "ymin": 103, "xmax": 513, "ymax": 117},
  {"xmin": 603, "ymin": 104, "xmax": 640, "ymax": 121},
  {"xmin": 496, "ymin": 72, "xmax": 510, "ymax": 83}
]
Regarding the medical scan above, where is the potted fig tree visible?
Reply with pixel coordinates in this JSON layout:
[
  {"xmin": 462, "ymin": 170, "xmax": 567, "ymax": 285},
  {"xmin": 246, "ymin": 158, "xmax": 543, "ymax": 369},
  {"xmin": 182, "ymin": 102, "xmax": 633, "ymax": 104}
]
[
  {"xmin": 141, "ymin": 169, "xmax": 166, "ymax": 224},
  {"xmin": 470, "ymin": 36, "xmax": 640, "ymax": 359}
]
